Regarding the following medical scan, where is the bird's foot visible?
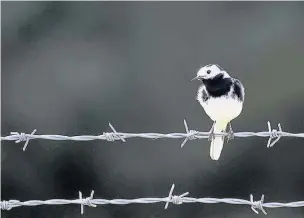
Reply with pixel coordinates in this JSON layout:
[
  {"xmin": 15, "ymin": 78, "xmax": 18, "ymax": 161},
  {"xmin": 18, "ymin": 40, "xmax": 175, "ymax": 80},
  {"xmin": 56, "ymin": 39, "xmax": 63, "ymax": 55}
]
[
  {"xmin": 226, "ymin": 122, "xmax": 234, "ymax": 143},
  {"xmin": 208, "ymin": 122, "xmax": 216, "ymax": 141}
]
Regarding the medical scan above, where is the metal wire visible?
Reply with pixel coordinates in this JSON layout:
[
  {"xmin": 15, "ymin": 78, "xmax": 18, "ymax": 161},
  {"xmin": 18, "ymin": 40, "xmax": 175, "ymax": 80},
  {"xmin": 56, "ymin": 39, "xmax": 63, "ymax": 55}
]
[
  {"xmin": 1, "ymin": 184, "xmax": 304, "ymax": 215},
  {"xmin": 2, "ymin": 122, "xmax": 304, "ymax": 215},
  {"xmin": 0, "ymin": 120, "xmax": 299, "ymax": 151}
]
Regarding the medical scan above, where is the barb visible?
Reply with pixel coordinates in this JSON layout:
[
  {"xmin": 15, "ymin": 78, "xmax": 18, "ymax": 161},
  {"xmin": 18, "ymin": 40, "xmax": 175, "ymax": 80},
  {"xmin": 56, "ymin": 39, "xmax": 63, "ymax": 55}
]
[
  {"xmin": 267, "ymin": 121, "xmax": 283, "ymax": 148},
  {"xmin": 10, "ymin": 129, "xmax": 37, "ymax": 151},
  {"xmin": 1, "ymin": 184, "xmax": 304, "ymax": 214},
  {"xmin": 164, "ymin": 184, "xmax": 189, "ymax": 209},
  {"xmin": 79, "ymin": 191, "xmax": 96, "ymax": 214},
  {"xmin": 103, "ymin": 123, "xmax": 126, "ymax": 142},
  {"xmin": 250, "ymin": 194, "xmax": 267, "ymax": 215},
  {"xmin": 180, "ymin": 120, "xmax": 199, "ymax": 148},
  {"xmin": 1, "ymin": 120, "xmax": 303, "ymax": 150}
]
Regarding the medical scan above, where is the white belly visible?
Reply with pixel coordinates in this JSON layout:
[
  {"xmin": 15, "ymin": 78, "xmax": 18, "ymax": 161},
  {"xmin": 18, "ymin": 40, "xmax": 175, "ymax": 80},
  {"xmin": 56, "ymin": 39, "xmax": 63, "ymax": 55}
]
[{"xmin": 200, "ymin": 97, "xmax": 243, "ymax": 122}]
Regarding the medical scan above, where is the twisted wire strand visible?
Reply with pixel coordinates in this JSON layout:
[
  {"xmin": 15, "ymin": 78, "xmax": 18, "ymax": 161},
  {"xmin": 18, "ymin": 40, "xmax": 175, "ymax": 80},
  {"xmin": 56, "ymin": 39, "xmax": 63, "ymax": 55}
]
[
  {"xmin": 1, "ymin": 184, "xmax": 304, "ymax": 215},
  {"xmin": 0, "ymin": 120, "xmax": 299, "ymax": 150}
]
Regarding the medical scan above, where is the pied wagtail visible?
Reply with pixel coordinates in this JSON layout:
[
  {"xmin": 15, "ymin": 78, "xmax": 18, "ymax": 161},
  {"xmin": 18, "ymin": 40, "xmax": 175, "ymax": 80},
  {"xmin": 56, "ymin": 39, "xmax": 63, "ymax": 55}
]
[{"xmin": 192, "ymin": 64, "xmax": 245, "ymax": 160}]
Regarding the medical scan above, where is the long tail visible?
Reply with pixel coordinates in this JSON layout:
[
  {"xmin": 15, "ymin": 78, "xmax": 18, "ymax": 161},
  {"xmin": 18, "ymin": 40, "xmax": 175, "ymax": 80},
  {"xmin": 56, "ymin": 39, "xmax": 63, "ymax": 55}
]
[{"xmin": 210, "ymin": 121, "xmax": 228, "ymax": 160}]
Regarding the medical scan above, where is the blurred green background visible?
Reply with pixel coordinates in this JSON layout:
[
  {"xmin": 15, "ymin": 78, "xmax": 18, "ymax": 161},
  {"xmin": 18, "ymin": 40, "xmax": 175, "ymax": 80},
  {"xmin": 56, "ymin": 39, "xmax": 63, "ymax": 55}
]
[{"xmin": 1, "ymin": 1, "xmax": 304, "ymax": 218}]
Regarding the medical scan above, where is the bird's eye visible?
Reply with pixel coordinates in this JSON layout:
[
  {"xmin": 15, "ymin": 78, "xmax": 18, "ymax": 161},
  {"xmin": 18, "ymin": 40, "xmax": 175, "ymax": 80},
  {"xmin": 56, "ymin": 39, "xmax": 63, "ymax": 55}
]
[{"xmin": 207, "ymin": 70, "xmax": 211, "ymax": 74}]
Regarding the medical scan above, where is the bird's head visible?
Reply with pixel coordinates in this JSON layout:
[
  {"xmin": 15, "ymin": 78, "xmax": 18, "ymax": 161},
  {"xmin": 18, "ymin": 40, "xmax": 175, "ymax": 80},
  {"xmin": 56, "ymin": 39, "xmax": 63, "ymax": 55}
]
[{"xmin": 192, "ymin": 64, "xmax": 230, "ymax": 81}]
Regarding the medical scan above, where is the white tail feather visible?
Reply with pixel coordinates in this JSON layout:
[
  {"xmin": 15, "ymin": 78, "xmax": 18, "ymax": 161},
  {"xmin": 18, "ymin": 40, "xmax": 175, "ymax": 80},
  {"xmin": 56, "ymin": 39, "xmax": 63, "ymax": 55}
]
[{"xmin": 210, "ymin": 121, "xmax": 228, "ymax": 160}]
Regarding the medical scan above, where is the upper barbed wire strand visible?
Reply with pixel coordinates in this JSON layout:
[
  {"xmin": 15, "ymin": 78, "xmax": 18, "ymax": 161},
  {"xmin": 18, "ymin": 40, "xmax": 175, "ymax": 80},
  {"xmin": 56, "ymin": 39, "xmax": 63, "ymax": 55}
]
[{"xmin": 0, "ymin": 120, "xmax": 296, "ymax": 150}]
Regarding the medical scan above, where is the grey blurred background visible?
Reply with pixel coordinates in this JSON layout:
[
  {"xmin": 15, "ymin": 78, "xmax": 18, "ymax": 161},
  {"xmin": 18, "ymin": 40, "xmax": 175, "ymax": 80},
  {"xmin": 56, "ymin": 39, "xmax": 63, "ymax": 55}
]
[{"xmin": 1, "ymin": 1, "xmax": 304, "ymax": 218}]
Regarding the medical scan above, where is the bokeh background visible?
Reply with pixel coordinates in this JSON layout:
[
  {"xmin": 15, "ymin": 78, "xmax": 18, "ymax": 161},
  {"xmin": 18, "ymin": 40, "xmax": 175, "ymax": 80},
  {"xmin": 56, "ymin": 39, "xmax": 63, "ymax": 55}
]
[{"xmin": 2, "ymin": 1, "xmax": 304, "ymax": 218}]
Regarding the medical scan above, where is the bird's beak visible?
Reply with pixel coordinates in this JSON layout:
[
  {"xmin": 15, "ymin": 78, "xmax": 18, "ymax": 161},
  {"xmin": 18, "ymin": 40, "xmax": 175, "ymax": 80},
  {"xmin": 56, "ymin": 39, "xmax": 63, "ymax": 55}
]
[{"xmin": 191, "ymin": 76, "xmax": 199, "ymax": 81}]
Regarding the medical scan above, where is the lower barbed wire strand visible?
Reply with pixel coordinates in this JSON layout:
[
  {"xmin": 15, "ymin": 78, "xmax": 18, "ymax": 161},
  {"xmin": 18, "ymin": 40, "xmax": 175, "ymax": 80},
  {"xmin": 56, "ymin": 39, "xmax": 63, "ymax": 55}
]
[
  {"xmin": 264, "ymin": 201, "xmax": 304, "ymax": 208},
  {"xmin": 3, "ymin": 197, "xmax": 304, "ymax": 210}
]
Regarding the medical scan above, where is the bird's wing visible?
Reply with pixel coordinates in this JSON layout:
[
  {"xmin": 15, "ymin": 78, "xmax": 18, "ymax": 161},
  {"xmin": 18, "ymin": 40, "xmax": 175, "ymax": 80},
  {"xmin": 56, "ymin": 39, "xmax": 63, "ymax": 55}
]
[{"xmin": 233, "ymin": 79, "xmax": 245, "ymax": 101}]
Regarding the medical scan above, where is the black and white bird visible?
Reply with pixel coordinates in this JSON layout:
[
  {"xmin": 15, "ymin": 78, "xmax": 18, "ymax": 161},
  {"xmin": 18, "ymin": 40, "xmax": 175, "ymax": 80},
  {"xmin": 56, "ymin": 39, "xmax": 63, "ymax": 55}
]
[{"xmin": 192, "ymin": 64, "xmax": 245, "ymax": 160}]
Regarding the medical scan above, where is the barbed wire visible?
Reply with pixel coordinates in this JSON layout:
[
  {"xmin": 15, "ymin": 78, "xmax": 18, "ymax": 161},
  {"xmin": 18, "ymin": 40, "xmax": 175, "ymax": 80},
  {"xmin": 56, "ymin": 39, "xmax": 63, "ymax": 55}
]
[
  {"xmin": 0, "ymin": 120, "xmax": 302, "ymax": 151},
  {"xmin": 2, "ymin": 123, "xmax": 304, "ymax": 215},
  {"xmin": 2, "ymin": 184, "xmax": 304, "ymax": 215}
]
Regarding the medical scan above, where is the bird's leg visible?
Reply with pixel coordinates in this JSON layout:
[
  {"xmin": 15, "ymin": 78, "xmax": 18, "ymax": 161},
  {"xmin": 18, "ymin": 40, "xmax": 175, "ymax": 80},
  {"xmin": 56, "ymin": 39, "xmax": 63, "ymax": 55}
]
[
  {"xmin": 226, "ymin": 122, "xmax": 234, "ymax": 143},
  {"xmin": 208, "ymin": 121, "xmax": 216, "ymax": 141}
]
